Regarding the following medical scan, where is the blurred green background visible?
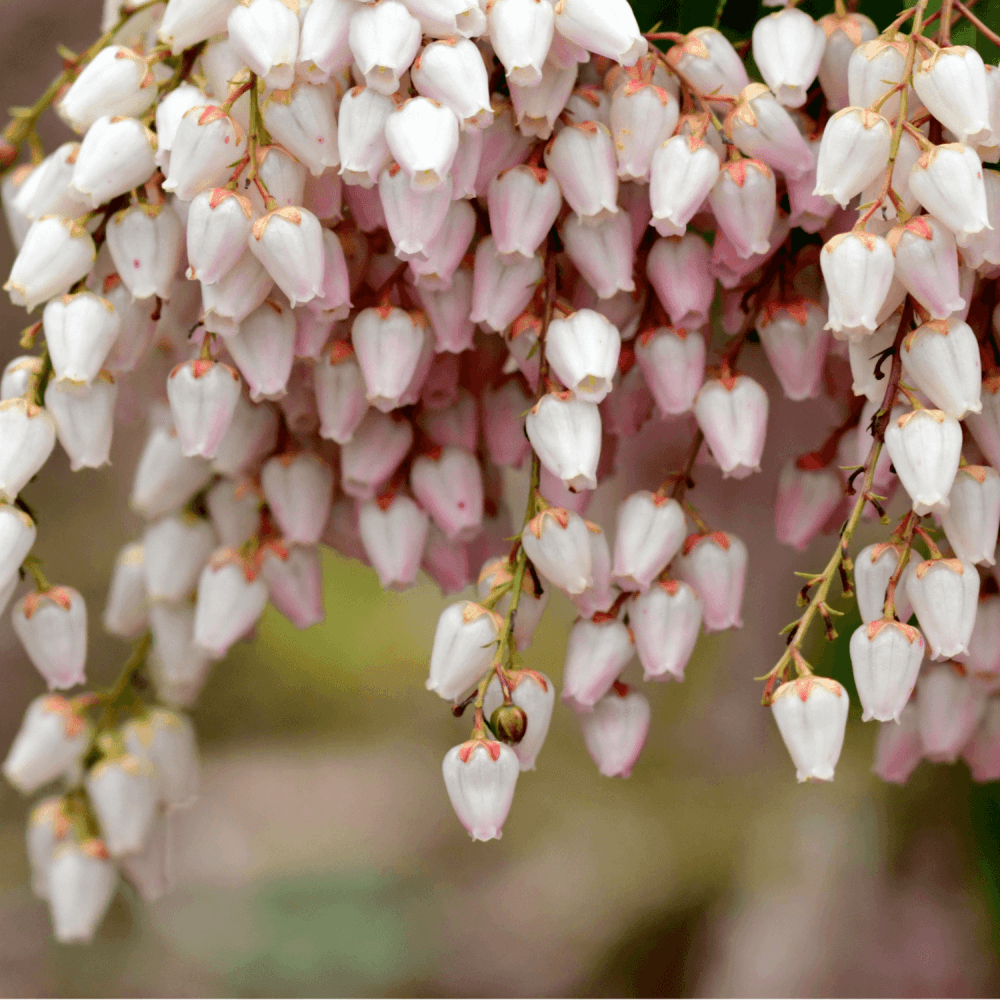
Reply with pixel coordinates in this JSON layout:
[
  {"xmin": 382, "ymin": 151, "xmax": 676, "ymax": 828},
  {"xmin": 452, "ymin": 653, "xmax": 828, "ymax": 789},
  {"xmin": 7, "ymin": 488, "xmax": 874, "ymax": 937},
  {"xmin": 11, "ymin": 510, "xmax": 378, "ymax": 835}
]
[{"xmin": 1, "ymin": 0, "xmax": 1000, "ymax": 996}]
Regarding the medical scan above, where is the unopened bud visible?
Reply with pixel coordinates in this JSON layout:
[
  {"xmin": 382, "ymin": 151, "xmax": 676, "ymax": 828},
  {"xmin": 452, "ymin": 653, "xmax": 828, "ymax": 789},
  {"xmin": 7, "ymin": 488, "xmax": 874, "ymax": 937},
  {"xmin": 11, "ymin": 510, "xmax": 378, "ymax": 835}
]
[{"xmin": 490, "ymin": 703, "xmax": 528, "ymax": 745}]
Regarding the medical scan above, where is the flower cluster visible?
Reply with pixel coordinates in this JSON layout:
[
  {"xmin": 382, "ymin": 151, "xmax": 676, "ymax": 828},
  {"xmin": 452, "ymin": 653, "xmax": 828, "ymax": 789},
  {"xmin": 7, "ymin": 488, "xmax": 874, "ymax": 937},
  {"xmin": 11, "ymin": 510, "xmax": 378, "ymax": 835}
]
[{"xmin": 2, "ymin": 0, "xmax": 1000, "ymax": 944}]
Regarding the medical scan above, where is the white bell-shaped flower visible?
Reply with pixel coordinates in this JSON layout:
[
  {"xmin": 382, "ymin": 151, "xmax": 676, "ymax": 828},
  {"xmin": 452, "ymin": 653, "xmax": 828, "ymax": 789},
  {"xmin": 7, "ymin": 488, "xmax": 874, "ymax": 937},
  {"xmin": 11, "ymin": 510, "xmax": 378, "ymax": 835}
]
[
  {"xmin": 403, "ymin": 0, "xmax": 486, "ymax": 38},
  {"xmin": 578, "ymin": 685, "xmax": 651, "ymax": 778},
  {"xmin": 888, "ymin": 216, "xmax": 965, "ymax": 321},
  {"xmin": 968, "ymin": 374, "xmax": 1000, "ymax": 472},
  {"xmin": 248, "ymin": 206, "xmax": 325, "ymax": 307},
  {"xmin": 900, "ymin": 318, "xmax": 981, "ymax": 419},
  {"xmin": 12, "ymin": 586, "xmax": 88, "ymax": 690},
  {"xmin": 378, "ymin": 164, "xmax": 453, "ymax": 255},
  {"xmin": 385, "ymin": 97, "xmax": 459, "ymax": 191},
  {"xmin": 884, "ymin": 408, "xmax": 962, "ymax": 515},
  {"xmin": 358, "ymin": 493, "xmax": 429, "ymax": 590},
  {"xmin": 610, "ymin": 491, "xmax": 685, "ymax": 592},
  {"xmin": 906, "ymin": 556, "xmax": 979, "ymax": 660},
  {"xmin": 352, "ymin": 305, "xmax": 429, "ymax": 412},
  {"xmin": 412, "ymin": 38, "xmax": 492, "ymax": 130},
  {"xmin": 756, "ymin": 298, "xmax": 829, "ymax": 401},
  {"xmin": 482, "ymin": 670, "xmax": 554, "ymax": 771},
  {"xmin": 147, "ymin": 601, "xmax": 213, "ymax": 706},
  {"xmin": 296, "ymin": 0, "xmax": 355, "ymax": 82},
  {"xmin": 84, "ymin": 755, "xmax": 157, "ymax": 857},
  {"xmin": 752, "ymin": 7, "xmax": 825, "ymax": 107},
  {"xmin": 521, "ymin": 507, "xmax": 593, "ymax": 595},
  {"xmin": 774, "ymin": 459, "xmax": 843, "ymax": 552},
  {"xmin": 635, "ymin": 326, "xmax": 705, "ymax": 417},
  {"xmin": 340, "ymin": 409, "xmax": 413, "ymax": 499},
  {"xmin": 544, "ymin": 121, "xmax": 618, "ymax": 222},
  {"xmin": 507, "ymin": 60, "xmax": 575, "ymax": 140},
  {"xmin": 185, "ymin": 188, "xmax": 254, "ymax": 285},
  {"xmin": 0, "ymin": 398, "xmax": 56, "ymax": 500},
  {"xmin": 200, "ymin": 251, "xmax": 275, "ymax": 337},
  {"xmin": 158, "ymin": 0, "xmax": 234, "ymax": 52},
  {"xmin": 526, "ymin": 392, "xmax": 601, "ymax": 492},
  {"xmin": 817, "ymin": 12, "xmax": 878, "ymax": 111},
  {"xmin": 1, "ymin": 357, "xmax": 42, "ymax": 401},
  {"xmin": 545, "ymin": 309, "xmax": 621, "ymax": 404},
  {"xmin": 709, "ymin": 159, "xmax": 776, "ymax": 260},
  {"xmin": 259, "ymin": 542, "xmax": 324, "ymax": 630},
  {"xmin": 426, "ymin": 601, "xmax": 501, "ymax": 700},
  {"xmin": 664, "ymin": 28, "xmax": 748, "ymax": 109},
  {"xmin": 314, "ymin": 342, "xmax": 368, "ymax": 444},
  {"xmin": 70, "ymin": 115, "xmax": 156, "ymax": 208},
  {"xmin": 410, "ymin": 446, "xmax": 484, "ymax": 542},
  {"xmin": 853, "ymin": 542, "xmax": 913, "ymax": 625},
  {"xmin": 263, "ymin": 82, "xmax": 340, "ymax": 177},
  {"xmin": 562, "ymin": 616, "xmax": 635, "ymax": 711},
  {"xmin": 58, "ymin": 46, "xmax": 156, "ymax": 133},
  {"xmin": 142, "ymin": 514, "xmax": 215, "ymax": 603},
  {"xmin": 130, "ymin": 426, "xmax": 213, "ymax": 519},
  {"xmin": 123, "ymin": 708, "xmax": 200, "ymax": 809},
  {"xmin": 649, "ymin": 133, "xmax": 720, "ymax": 237},
  {"xmin": 849, "ymin": 618, "xmax": 925, "ymax": 722},
  {"xmin": 694, "ymin": 372, "xmax": 769, "ymax": 479},
  {"xmin": 3, "ymin": 695, "xmax": 90, "ymax": 794},
  {"xmin": 227, "ymin": 0, "xmax": 299, "ymax": 90},
  {"xmin": 674, "ymin": 531, "xmax": 747, "ymax": 632},
  {"xmin": 771, "ymin": 675, "xmax": 849, "ymax": 781},
  {"xmin": 406, "ymin": 199, "xmax": 476, "ymax": 291},
  {"xmin": 154, "ymin": 83, "xmax": 206, "ymax": 168},
  {"xmin": 349, "ymin": 0, "xmax": 421, "ymax": 95},
  {"xmin": 5, "ymin": 217, "xmax": 96, "ymax": 312},
  {"xmin": 261, "ymin": 451, "xmax": 334, "ymax": 546},
  {"xmin": 162, "ymin": 106, "xmax": 246, "ymax": 201},
  {"xmin": 193, "ymin": 550, "xmax": 270, "ymax": 658},
  {"xmin": 224, "ymin": 298, "xmax": 295, "ymax": 402},
  {"xmin": 43, "ymin": 292, "xmax": 120, "ymax": 385},
  {"xmin": 570, "ymin": 522, "xmax": 616, "ymax": 618},
  {"xmin": 964, "ymin": 595, "xmax": 1000, "ymax": 677},
  {"xmin": 166, "ymin": 359, "xmax": 242, "ymax": 459},
  {"xmin": 908, "ymin": 143, "xmax": 991, "ymax": 243},
  {"xmin": 608, "ymin": 83, "xmax": 678, "ymax": 183},
  {"xmin": 106, "ymin": 203, "xmax": 183, "ymax": 301},
  {"xmin": 917, "ymin": 661, "xmax": 987, "ymax": 762},
  {"xmin": 26, "ymin": 797, "xmax": 68, "ymax": 900},
  {"xmin": 102, "ymin": 542, "xmax": 148, "ymax": 639},
  {"xmin": 0, "ymin": 502, "xmax": 35, "ymax": 589},
  {"xmin": 725, "ymin": 83, "xmax": 814, "ymax": 179},
  {"xmin": 337, "ymin": 86, "xmax": 394, "ymax": 188},
  {"xmin": 44, "ymin": 375, "xmax": 117, "ymax": 471},
  {"xmin": 553, "ymin": 0, "xmax": 645, "ymax": 64},
  {"xmin": 206, "ymin": 480, "xmax": 260, "ymax": 550},
  {"xmin": 913, "ymin": 45, "xmax": 993, "ymax": 146},
  {"xmin": 486, "ymin": 0, "xmax": 553, "ymax": 88},
  {"xmin": 469, "ymin": 236, "xmax": 543, "ymax": 332},
  {"xmin": 12, "ymin": 143, "xmax": 88, "ymax": 225},
  {"xmin": 820, "ymin": 231, "xmax": 894, "ymax": 334},
  {"xmin": 941, "ymin": 466, "xmax": 1000, "ymax": 567},
  {"xmin": 645, "ymin": 234, "xmax": 714, "ymax": 329},
  {"xmin": 442, "ymin": 738, "xmax": 519, "ymax": 840},
  {"xmin": 813, "ymin": 106, "xmax": 891, "ymax": 207},
  {"xmin": 561, "ymin": 212, "xmax": 635, "ymax": 301},
  {"xmin": 211, "ymin": 395, "xmax": 279, "ymax": 479},
  {"xmin": 631, "ymin": 579, "xmax": 702, "ymax": 681},
  {"xmin": 48, "ymin": 839, "xmax": 118, "ymax": 945}
]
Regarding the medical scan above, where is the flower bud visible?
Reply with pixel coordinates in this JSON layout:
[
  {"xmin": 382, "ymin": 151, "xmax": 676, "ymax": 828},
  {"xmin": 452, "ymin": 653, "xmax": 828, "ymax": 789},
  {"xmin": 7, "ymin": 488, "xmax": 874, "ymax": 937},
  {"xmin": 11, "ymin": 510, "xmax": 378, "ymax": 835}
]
[
  {"xmin": 771, "ymin": 675, "xmax": 849, "ymax": 782},
  {"xmin": 260, "ymin": 542, "xmax": 324, "ymax": 630},
  {"xmin": 261, "ymin": 451, "xmax": 334, "ymax": 546},
  {"xmin": 3, "ymin": 695, "xmax": 90, "ymax": 794},
  {"xmin": 427, "ymin": 601, "xmax": 501, "ymax": 700},
  {"xmin": 469, "ymin": 236, "xmax": 543, "ymax": 332},
  {"xmin": 163, "ymin": 106, "xmax": 246, "ymax": 202},
  {"xmin": 44, "ymin": 375, "xmax": 117, "ymax": 471},
  {"xmin": 0, "ymin": 503, "xmax": 35, "ymax": 590},
  {"xmin": 849, "ymin": 618, "xmax": 924, "ymax": 723},
  {"xmin": 521, "ymin": 507, "xmax": 592, "ymax": 595},
  {"xmin": 694, "ymin": 372, "xmax": 768, "ymax": 479},
  {"xmin": 774, "ymin": 459, "xmax": 842, "ymax": 552},
  {"xmin": 726, "ymin": 84, "xmax": 814, "ymax": 179},
  {"xmin": 820, "ymin": 231, "xmax": 894, "ymax": 334},
  {"xmin": 442, "ymin": 738, "xmax": 519, "ymax": 840},
  {"xmin": 211, "ymin": 395, "xmax": 279, "ymax": 479},
  {"xmin": 526, "ymin": 392, "xmax": 601, "ymax": 492},
  {"xmin": 906, "ymin": 557, "xmax": 979, "ymax": 661},
  {"xmin": 48, "ymin": 839, "xmax": 117, "ymax": 944},
  {"xmin": 674, "ymin": 531, "xmax": 747, "ymax": 632},
  {"xmin": 752, "ymin": 7, "xmax": 826, "ymax": 108},
  {"xmin": 142, "ymin": 514, "xmax": 215, "ymax": 603},
  {"xmin": 813, "ymin": 107, "xmax": 891, "ymax": 208},
  {"xmin": 340, "ymin": 409, "xmax": 413, "ymax": 499},
  {"xmin": 337, "ymin": 86, "xmax": 394, "ymax": 188},
  {"xmin": 908, "ymin": 144, "xmax": 991, "ymax": 244},
  {"xmin": 185, "ymin": 189, "xmax": 254, "ymax": 285},
  {"xmin": 900, "ymin": 318, "xmax": 981, "ymax": 419},
  {"xmin": 645, "ymin": 233, "xmax": 714, "ymax": 329},
  {"xmin": 631, "ymin": 579, "xmax": 703, "ymax": 681},
  {"xmin": 544, "ymin": 122, "xmax": 618, "ymax": 222},
  {"xmin": 193, "ymin": 550, "xmax": 269, "ymax": 658},
  {"xmin": 43, "ymin": 292, "xmax": 121, "ymax": 385},
  {"xmin": 854, "ymin": 542, "xmax": 914, "ymax": 625},
  {"xmin": 649, "ymin": 134, "xmax": 720, "ymax": 237},
  {"xmin": 578, "ymin": 685, "xmax": 651, "ymax": 778},
  {"xmin": 884, "ymin": 409, "xmax": 962, "ymax": 515},
  {"xmin": 85, "ymin": 755, "xmax": 157, "ymax": 857},
  {"xmin": 756, "ymin": 298, "xmax": 828, "ymax": 401},
  {"xmin": 914, "ymin": 45, "xmax": 992, "ymax": 146},
  {"xmin": 12, "ymin": 586, "xmax": 87, "ymax": 691},
  {"xmin": 941, "ymin": 466, "xmax": 1000, "ymax": 567},
  {"xmin": 664, "ymin": 29, "xmax": 748, "ymax": 110},
  {"xmin": 5, "ymin": 217, "xmax": 96, "ymax": 312},
  {"xmin": 917, "ymin": 661, "xmax": 986, "ymax": 762},
  {"xmin": 610, "ymin": 491, "xmax": 685, "ymax": 592},
  {"xmin": 0, "ymin": 398, "xmax": 56, "ymax": 501}
]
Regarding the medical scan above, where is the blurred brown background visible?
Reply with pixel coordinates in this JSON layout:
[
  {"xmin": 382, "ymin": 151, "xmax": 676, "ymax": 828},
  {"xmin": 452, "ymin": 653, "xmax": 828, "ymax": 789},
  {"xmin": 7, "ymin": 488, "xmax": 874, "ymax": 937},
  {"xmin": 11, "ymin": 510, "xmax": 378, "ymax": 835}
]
[{"xmin": 0, "ymin": 1, "xmax": 998, "ymax": 996}]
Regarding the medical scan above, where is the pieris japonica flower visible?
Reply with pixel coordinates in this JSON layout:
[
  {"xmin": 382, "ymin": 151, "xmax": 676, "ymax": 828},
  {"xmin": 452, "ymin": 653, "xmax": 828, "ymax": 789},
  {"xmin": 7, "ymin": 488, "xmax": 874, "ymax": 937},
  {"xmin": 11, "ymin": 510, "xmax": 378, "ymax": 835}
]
[
  {"xmin": 521, "ymin": 507, "xmax": 592, "ymax": 595},
  {"xmin": 847, "ymin": 37, "xmax": 908, "ymax": 118},
  {"xmin": 526, "ymin": 392, "xmax": 601, "ymax": 492},
  {"xmin": 508, "ymin": 62, "xmax": 576, "ymax": 140},
  {"xmin": 913, "ymin": 45, "xmax": 993, "ymax": 147},
  {"xmin": 0, "ymin": 398, "xmax": 57, "ymax": 500},
  {"xmin": 5, "ymin": 216, "xmax": 96, "ymax": 312},
  {"xmin": 223, "ymin": 300, "xmax": 295, "ymax": 401},
  {"xmin": 963, "ymin": 700, "xmax": 1000, "ymax": 782},
  {"xmin": 906, "ymin": 557, "xmax": 979, "ymax": 661},
  {"xmin": 485, "ymin": 0, "xmax": 552, "ymax": 88},
  {"xmin": 102, "ymin": 542, "xmax": 147, "ymax": 639},
  {"xmin": 774, "ymin": 460, "xmax": 843, "ymax": 552},
  {"xmin": 645, "ymin": 234, "xmax": 714, "ymax": 329},
  {"xmin": 442, "ymin": 738, "xmax": 519, "ymax": 840},
  {"xmin": 212, "ymin": 394, "xmax": 279, "ymax": 479},
  {"xmin": 664, "ymin": 28, "xmax": 748, "ymax": 110},
  {"xmin": 249, "ymin": 206, "xmax": 325, "ymax": 307},
  {"xmin": 123, "ymin": 707, "xmax": 200, "ymax": 809},
  {"xmin": 854, "ymin": 542, "xmax": 913, "ymax": 625},
  {"xmin": 725, "ymin": 84, "xmax": 813, "ymax": 179},
  {"xmin": 337, "ymin": 86, "xmax": 394, "ymax": 188},
  {"xmin": 545, "ymin": 122, "xmax": 619, "ymax": 222},
  {"xmin": 873, "ymin": 703, "xmax": 923, "ymax": 784},
  {"xmin": 470, "ymin": 237, "xmax": 543, "ymax": 332},
  {"xmin": 813, "ymin": 107, "xmax": 891, "ymax": 208},
  {"xmin": 351, "ymin": 305, "xmax": 428, "ymax": 412},
  {"xmin": 70, "ymin": 115, "xmax": 157, "ymax": 208},
  {"xmin": 166, "ymin": 359, "xmax": 242, "ymax": 459},
  {"xmin": 0, "ymin": 503, "xmax": 35, "ymax": 589},
  {"xmin": 201, "ymin": 251, "xmax": 275, "ymax": 336},
  {"xmin": 965, "ymin": 596, "xmax": 1000, "ymax": 676},
  {"xmin": 562, "ymin": 616, "xmax": 634, "ymax": 711},
  {"xmin": 378, "ymin": 164, "xmax": 453, "ymax": 256},
  {"xmin": 888, "ymin": 217, "xmax": 965, "ymax": 321},
  {"xmin": 1, "ymin": 357, "xmax": 41, "ymax": 400},
  {"xmin": 259, "ymin": 543, "xmax": 325, "ymax": 630},
  {"xmin": 917, "ymin": 661, "xmax": 986, "ymax": 763},
  {"xmin": 350, "ymin": 0, "xmax": 421, "ymax": 94},
  {"xmin": 185, "ymin": 188, "xmax": 254, "ymax": 285},
  {"xmin": 340, "ymin": 409, "xmax": 413, "ymax": 499},
  {"xmin": 607, "ymin": 83, "xmax": 678, "ymax": 183},
  {"xmin": 634, "ymin": 326, "xmax": 705, "ymax": 416},
  {"xmin": 12, "ymin": 586, "xmax": 87, "ymax": 690},
  {"xmin": 13, "ymin": 143, "xmax": 88, "ymax": 224},
  {"xmin": 820, "ymin": 231, "xmax": 894, "ymax": 335},
  {"xmin": 385, "ymin": 98, "xmax": 459, "ymax": 191},
  {"xmin": 901, "ymin": 318, "xmax": 981, "ymax": 420},
  {"xmin": 884, "ymin": 409, "xmax": 962, "ymax": 515},
  {"xmin": 578, "ymin": 685, "xmax": 651, "ymax": 778},
  {"xmin": 481, "ymin": 671, "xmax": 554, "ymax": 771},
  {"xmin": 411, "ymin": 39, "xmax": 491, "ymax": 131},
  {"xmin": 154, "ymin": 83, "xmax": 206, "ymax": 169},
  {"xmin": 427, "ymin": 601, "xmax": 501, "ymax": 700},
  {"xmin": 206, "ymin": 480, "xmax": 260, "ymax": 549},
  {"xmin": 227, "ymin": 0, "xmax": 299, "ymax": 90},
  {"xmin": 314, "ymin": 342, "xmax": 368, "ymax": 444},
  {"xmin": 649, "ymin": 134, "xmax": 720, "ymax": 238},
  {"xmin": 411, "ymin": 446, "xmax": 484, "ymax": 542},
  {"xmin": 84, "ymin": 755, "xmax": 157, "ymax": 857},
  {"xmin": 908, "ymin": 144, "xmax": 991, "ymax": 244},
  {"xmin": 561, "ymin": 213, "xmax": 635, "ymax": 301},
  {"xmin": 770, "ymin": 676, "xmax": 849, "ymax": 782},
  {"xmin": 158, "ymin": 0, "xmax": 234, "ymax": 52},
  {"xmin": 42, "ymin": 292, "xmax": 120, "ymax": 385},
  {"xmin": 163, "ymin": 106, "xmax": 245, "ymax": 201},
  {"xmin": 817, "ymin": 12, "xmax": 878, "ymax": 111},
  {"xmin": 48, "ymin": 839, "xmax": 118, "ymax": 945},
  {"xmin": 487, "ymin": 167, "xmax": 561, "ymax": 258},
  {"xmin": 107, "ymin": 203, "xmax": 183, "ymax": 302},
  {"xmin": 610, "ymin": 491, "xmax": 685, "ymax": 592},
  {"xmin": 45, "ymin": 374, "xmax": 117, "ymax": 471},
  {"xmin": 631, "ymin": 579, "xmax": 703, "ymax": 681},
  {"xmin": 849, "ymin": 618, "xmax": 924, "ymax": 723},
  {"xmin": 709, "ymin": 159, "xmax": 776, "ymax": 260},
  {"xmin": 193, "ymin": 550, "xmax": 269, "ymax": 658},
  {"xmin": 260, "ymin": 451, "xmax": 334, "ymax": 546},
  {"xmin": 694, "ymin": 372, "xmax": 769, "ymax": 479},
  {"xmin": 941, "ymin": 467, "xmax": 1000, "ymax": 567},
  {"xmin": 3, "ymin": 696, "xmax": 90, "ymax": 795},
  {"xmin": 544, "ymin": 309, "xmax": 621, "ymax": 404},
  {"xmin": 142, "ymin": 514, "xmax": 215, "ymax": 603},
  {"xmin": 359, "ymin": 493, "xmax": 429, "ymax": 590},
  {"xmin": 148, "ymin": 601, "xmax": 213, "ymax": 706},
  {"xmin": 756, "ymin": 298, "xmax": 828, "ymax": 401},
  {"xmin": 751, "ymin": 7, "xmax": 825, "ymax": 107},
  {"xmin": 674, "ymin": 531, "xmax": 747, "ymax": 632},
  {"xmin": 296, "ymin": 0, "xmax": 355, "ymax": 82},
  {"xmin": 59, "ymin": 46, "xmax": 156, "ymax": 133}
]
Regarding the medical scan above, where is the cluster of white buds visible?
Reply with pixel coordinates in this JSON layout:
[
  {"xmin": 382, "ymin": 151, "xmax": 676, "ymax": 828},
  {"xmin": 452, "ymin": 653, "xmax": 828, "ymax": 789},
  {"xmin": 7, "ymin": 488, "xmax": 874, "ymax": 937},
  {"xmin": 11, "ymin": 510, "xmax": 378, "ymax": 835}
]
[{"xmin": 4, "ymin": 0, "xmax": 1000, "ymax": 943}]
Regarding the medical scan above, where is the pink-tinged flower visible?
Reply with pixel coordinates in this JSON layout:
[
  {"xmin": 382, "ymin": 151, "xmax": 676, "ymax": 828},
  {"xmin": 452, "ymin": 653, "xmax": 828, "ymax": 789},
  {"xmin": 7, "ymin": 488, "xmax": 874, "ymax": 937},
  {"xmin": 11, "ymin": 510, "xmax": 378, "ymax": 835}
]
[
  {"xmin": 12, "ymin": 586, "xmax": 87, "ymax": 691},
  {"xmin": 201, "ymin": 251, "xmax": 275, "ymax": 337},
  {"xmin": 756, "ymin": 298, "xmax": 828, "ymax": 401},
  {"xmin": 889, "ymin": 218, "xmax": 966, "ymax": 322},
  {"xmin": 337, "ymin": 86, "xmax": 394, "ymax": 188},
  {"xmin": 726, "ymin": 83, "xmax": 814, "ymax": 179},
  {"xmin": 211, "ymin": 395, "xmax": 279, "ymax": 479},
  {"xmin": 650, "ymin": 134, "xmax": 720, "ymax": 238},
  {"xmin": 248, "ymin": 206, "xmax": 325, "ymax": 308},
  {"xmin": 578, "ymin": 684, "xmax": 651, "ymax": 777},
  {"xmin": 0, "ymin": 503, "xmax": 35, "ymax": 590},
  {"xmin": 941, "ymin": 466, "xmax": 1000, "ymax": 567},
  {"xmin": 166, "ymin": 359, "xmax": 242, "ymax": 459},
  {"xmin": 263, "ymin": 83, "xmax": 340, "ymax": 177},
  {"xmin": 421, "ymin": 524, "xmax": 472, "ymax": 595},
  {"xmin": 69, "ymin": 115, "xmax": 156, "ymax": 208},
  {"xmin": 872, "ymin": 702, "xmax": 922, "ymax": 784},
  {"xmin": 340, "ymin": 409, "xmax": 414, "ymax": 500},
  {"xmin": 449, "ymin": 127, "xmax": 483, "ymax": 198},
  {"xmin": 84, "ymin": 755, "xmax": 157, "ymax": 858},
  {"xmin": 786, "ymin": 139, "xmax": 837, "ymax": 233},
  {"xmin": 968, "ymin": 374, "xmax": 1000, "ymax": 472},
  {"xmin": 913, "ymin": 45, "xmax": 992, "ymax": 146},
  {"xmin": 774, "ymin": 459, "xmax": 842, "ymax": 552},
  {"xmin": 909, "ymin": 144, "xmax": 990, "ymax": 244},
  {"xmin": 352, "ymin": 305, "xmax": 430, "ymax": 413},
  {"xmin": 410, "ymin": 446, "xmax": 484, "ymax": 542},
  {"xmin": 185, "ymin": 188, "xmax": 254, "ymax": 285},
  {"xmin": 526, "ymin": 392, "xmax": 601, "ymax": 492},
  {"xmin": 224, "ymin": 299, "xmax": 296, "ymax": 402},
  {"xmin": 752, "ymin": 7, "xmax": 825, "ymax": 108},
  {"xmin": 561, "ymin": 212, "xmax": 635, "ymax": 302},
  {"xmin": 44, "ymin": 375, "xmax": 117, "ymax": 472},
  {"xmin": 635, "ymin": 326, "xmax": 705, "ymax": 417},
  {"xmin": 141, "ymin": 514, "xmax": 214, "ymax": 604},
  {"xmin": 771, "ymin": 675, "xmax": 849, "ymax": 782},
  {"xmin": 850, "ymin": 618, "xmax": 925, "ymax": 722},
  {"xmin": 521, "ymin": 507, "xmax": 593, "ymax": 595},
  {"xmin": 570, "ymin": 520, "xmax": 616, "ymax": 618},
  {"xmin": 709, "ymin": 159, "xmax": 776, "ymax": 260},
  {"xmin": 378, "ymin": 163, "xmax": 453, "ymax": 256},
  {"xmin": 5, "ymin": 217, "xmax": 96, "ymax": 313},
  {"xmin": 130, "ymin": 426, "xmax": 213, "ymax": 519},
  {"xmin": 296, "ymin": 0, "xmax": 355, "ymax": 82},
  {"xmin": 42, "ymin": 292, "xmax": 120, "ymax": 385},
  {"xmin": 885, "ymin": 409, "xmax": 962, "ymax": 515},
  {"xmin": 694, "ymin": 372, "xmax": 768, "ymax": 479},
  {"xmin": 3, "ymin": 695, "xmax": 90, "ymax": 794},
  {"xmin": 609, "ymin": 83, "xmax": 677, "ymax": 183},
  {"xmin": 159, "ymin": 0, "xmax": 236, "ymax": 53},
  {"xmin": 645, "ymin": 234, "xmax": 714, "ymax": 330},
  {"xmin": 900, "ymin": 318, "xmax": 981, "ymax": 419},
  {"xmin": 674, "ymin": 531, "xmax": 747, "ymax": 632},
  {"xmin": 544, "ymin": 121, "xmax": 619, "ymax": 222},
  {"xmin": 480, "ymin": 379, "xmax": 530, "ymax": 469},
  {"xmin": 601, "ymin": 353, "xmax": 655, "ymax": 438},
  {"xmin": 407, "ymin": 200, "xmax": 476, "ymax": 291},
  {"xmin": 162, "ymin": 106, "xmax": 245, "ymax": 201},
  {"xmin": 442, "ymin": 738, "xmax": 519, "ymax": 840},
  {"xmin": 817, "ymin": 12, "xmax": 878, "ymax": 111},
  {"xmin": 906, "ymin": 556, "xmax": 979, "ymax": 661},
  {"xmin": 261, "ymin": 451, "xmax": 334, "ymax": 546},
  {"xmin": 854, "ymin": 542, "xmax": 914, "ymax": 625},
  {"xmin": 917, "ymin": 661, "xmax": 987, "ymax": 762},
  {"xmin": 665, "ymin": 28, "xmax": 748, "ymax": 110},
  {"xmin": 385, "ymin": 97, "xmax": 459, "ymax": 191},
  {"xmin": 47, "ymin": 838, "xmax": 118, "ymax": 944},
  {"xmin": 710, "ymin": 212, "xmax": 791, "ymax": 290},
  {"xmin": 0, "ymin": 398, "xmax": 53, "ymax": 500},
  {"xmin": 473, "ymin": 97, "xmax": 533, "ymax": 194},
  {"xmin": 147, "ymin": 602, "xmax": 213, "ymax": 706},
  {"xmin": 359, "ymin": 492, "xmax": 429, "ymax": 590},
  {"xmin": 611, "ymin": 491, "xmax": 685, "ymax": 592},
  {"xmin": 508, "ymin": 61, "xmax": 576, "ymax": 140},
  {"xmin": 105, "ymin": 203, "xmax": 182, "ymax": 301},
  {"xmin": 469, "ymin": 236, "xmax": 543, "ymax": 332},
  {"xmin": 562, "ymin": 615, "xmax": 634, "ymax": 711},
  {"xmin": 426, "ymin": 601, "xmax": 502, "ymax": 700},
  {"xmin": 260, "ymin": 542, "xmax": 325, "ymax": 630},
  {"xmin": 417, "ymin": 387, "xmax": 477, "ymax": 451},
  {"xmin": 962, "ymin": 699, "xmax": 1000, "ymax": 782},
  {"xmin": 965, "ymin": 595, "xmax": 1000, "ymax": 676},
  {"xmin": 631, "ymin": 579, "xmax": 702, "ymax": 682},
  {"xmin": 545, "ymin": 309, "xmax": 621, "ymax": 404},
  {"xmin": 820, "ymin": 230, "xmax": 895, "ymax": 335},
  {"xmin": 412, "ymin": 38, "xmax": 492, "ymax": 130},
  {"xmin": 813, "ymin": 106, "xmax": 891, "ymax": 208},
  {"xmin": 206, "ymin": 480, "xmax": 261, "ymax": 549},
  {"xmin": 193, "ymin": 549, "xmax": 269, "ymax": 659},
  {"xmin": 314, "ymin": 341, "xmax": 368, "ymax": 444},
  {"xmin": 482, "ymin": 670, "xmax": 555, "ymax": 771},
  {"xmin": 349, "ymin": 0, "xmax": 421, "ymax": 95}
]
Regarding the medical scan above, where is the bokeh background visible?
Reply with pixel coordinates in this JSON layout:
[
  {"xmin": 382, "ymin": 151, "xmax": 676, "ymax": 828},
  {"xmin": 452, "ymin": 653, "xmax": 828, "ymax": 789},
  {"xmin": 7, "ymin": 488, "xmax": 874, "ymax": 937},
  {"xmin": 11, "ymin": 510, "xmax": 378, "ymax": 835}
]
[{"xmin": 2, "ymin": 0, "xmax": 1000, "ymax": 995}]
